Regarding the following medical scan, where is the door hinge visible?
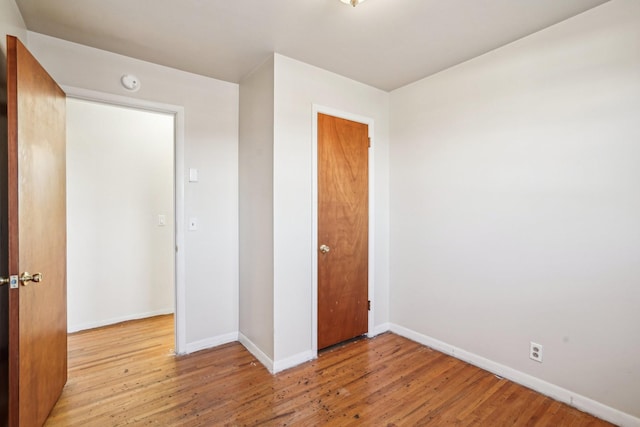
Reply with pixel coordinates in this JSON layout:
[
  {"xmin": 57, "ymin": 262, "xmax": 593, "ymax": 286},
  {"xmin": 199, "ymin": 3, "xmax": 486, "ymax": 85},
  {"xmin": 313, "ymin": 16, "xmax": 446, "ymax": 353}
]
[
  {"xmin": 368, "ymin": 137, "xmax": 371, "ymax": 148},
  {"xmin": 368, "ymin": 300, "xmax": 371, "ymax": 311}
]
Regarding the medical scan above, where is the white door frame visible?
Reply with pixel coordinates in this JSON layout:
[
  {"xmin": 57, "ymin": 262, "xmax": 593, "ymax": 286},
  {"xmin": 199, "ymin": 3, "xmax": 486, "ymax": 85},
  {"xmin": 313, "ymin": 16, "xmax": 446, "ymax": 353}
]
[
  {"xmin": 62, "ymin": 86, "xmax": 187, "ymax": 355},
  {"xmin": 311, "ymin": 104, "xmax": 375, "ymax": 357}
]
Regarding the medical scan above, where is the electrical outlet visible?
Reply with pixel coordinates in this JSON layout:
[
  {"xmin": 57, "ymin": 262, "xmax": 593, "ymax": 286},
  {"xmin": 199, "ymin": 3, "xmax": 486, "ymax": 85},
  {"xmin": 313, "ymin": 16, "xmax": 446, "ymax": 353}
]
[{"xmin": 530, "ymin": 342, "xmax": 543, "ymax": 363}]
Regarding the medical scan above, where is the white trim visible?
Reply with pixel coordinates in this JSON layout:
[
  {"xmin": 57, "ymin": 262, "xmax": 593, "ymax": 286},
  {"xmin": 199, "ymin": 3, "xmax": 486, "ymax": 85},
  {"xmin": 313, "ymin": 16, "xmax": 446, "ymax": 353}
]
[
  {"xmin": 238, "ymin": 338, "xmax": 314, "ymax": 374},
  {"xmin": 273, "ymin": 350, "xmax": 315, "ymax": 374},
  {"xmin": 390, "ymin": 323, "xmax": 640, "ymax": 427},
  {"xmin": 62, "ymin": 86, "xmax": 187, "ymax": 355},
  {"xmin": 371, "ymin": 322, "xmax": 390, "ymax": 337},
  {"xmin": 239, "ymin": 333, "xmax": 274, "ymax": 373},
  {"xmin": 185, "ymin": 332, "xmax": 239, "ymax": 354},
  {"xmin": 67, "ymin": 308, "xmax": 174, "ymax": 333},
  {"xmin": 173, "ymin": 106, "xmax": 187, "ymax": 355},
  {"xmin": 311, "ymin": 105, "xmax": 376, "ymax": 357}
]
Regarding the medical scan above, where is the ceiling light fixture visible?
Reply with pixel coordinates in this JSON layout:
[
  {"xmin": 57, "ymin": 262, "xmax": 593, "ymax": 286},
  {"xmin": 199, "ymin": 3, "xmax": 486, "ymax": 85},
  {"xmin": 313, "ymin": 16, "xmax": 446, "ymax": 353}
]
[{"xmin": 340, "ymin": 0, "xmax": 367, "ymax": 7}]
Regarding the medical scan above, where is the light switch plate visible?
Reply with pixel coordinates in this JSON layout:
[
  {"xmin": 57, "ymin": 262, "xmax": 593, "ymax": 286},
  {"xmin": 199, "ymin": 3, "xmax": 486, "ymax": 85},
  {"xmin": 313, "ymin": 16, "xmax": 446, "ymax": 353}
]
[{"xmin": 189, "ymin": 168, "xmax": 198, "ymax": 182}]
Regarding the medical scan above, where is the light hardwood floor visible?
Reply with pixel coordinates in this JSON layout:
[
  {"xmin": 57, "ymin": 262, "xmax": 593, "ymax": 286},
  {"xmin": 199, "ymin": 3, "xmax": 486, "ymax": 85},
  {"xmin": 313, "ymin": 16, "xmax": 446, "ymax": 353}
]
[{"xmin": 45, "ymin": 315, "xmax": 612, "ymax": 426}]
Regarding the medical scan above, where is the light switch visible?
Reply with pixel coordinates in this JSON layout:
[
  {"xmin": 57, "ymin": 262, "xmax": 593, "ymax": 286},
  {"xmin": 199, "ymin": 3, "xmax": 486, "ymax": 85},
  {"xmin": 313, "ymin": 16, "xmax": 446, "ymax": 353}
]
[
  {"xmin": 189, "ymin": 168, "xmax": 198, "ymax": 182},
  {"xmin": 189, "ymin": 217, "xmax": 198, "ymax": 231},
  {"xmin": 158, "ymin": 214, "xmax": 166, "ymax": 226}
]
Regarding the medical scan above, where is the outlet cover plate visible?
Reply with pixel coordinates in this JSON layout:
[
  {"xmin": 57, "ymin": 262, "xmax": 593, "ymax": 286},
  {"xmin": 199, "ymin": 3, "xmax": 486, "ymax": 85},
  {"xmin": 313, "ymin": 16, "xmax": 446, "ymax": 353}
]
[{"xmin": 530, "ymin": 342, "xmax": 543, "ymax": 363}]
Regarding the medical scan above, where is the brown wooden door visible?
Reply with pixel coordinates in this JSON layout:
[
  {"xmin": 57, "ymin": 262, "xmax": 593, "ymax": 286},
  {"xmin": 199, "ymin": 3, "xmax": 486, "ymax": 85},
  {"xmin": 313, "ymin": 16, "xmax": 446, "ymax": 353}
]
[
  {"xmin": 317, "ymin": 113, "xmax": 368, "ymax": 350},
  {"xmin": 3, "ymin": 35, "xmax": 67, "ymax": 427}
]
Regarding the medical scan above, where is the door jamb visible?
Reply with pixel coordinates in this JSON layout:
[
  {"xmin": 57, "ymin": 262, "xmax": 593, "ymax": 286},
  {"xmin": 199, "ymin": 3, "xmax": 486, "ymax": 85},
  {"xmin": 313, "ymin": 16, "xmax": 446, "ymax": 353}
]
[
  {"xmin": 311, "ymin": 104, "xmax": 375, "ymax": 358},
  {"xmin": 61, "ymin": 86, "xmax": 187, "ymax": 355}
]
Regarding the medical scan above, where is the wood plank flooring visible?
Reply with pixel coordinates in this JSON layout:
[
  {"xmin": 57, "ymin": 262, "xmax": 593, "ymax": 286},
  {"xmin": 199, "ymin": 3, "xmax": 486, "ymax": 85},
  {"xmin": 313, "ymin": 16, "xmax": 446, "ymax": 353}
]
[{"xmin": 45, "ymin": 315, "xmax": 612, "ymax": 426}]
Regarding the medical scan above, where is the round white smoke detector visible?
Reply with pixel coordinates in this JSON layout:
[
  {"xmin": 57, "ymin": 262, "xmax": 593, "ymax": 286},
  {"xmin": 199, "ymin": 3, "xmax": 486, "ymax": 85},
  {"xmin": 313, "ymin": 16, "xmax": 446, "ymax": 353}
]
[{"xmin": 120, "ymin": 74, "xmax": 141, "ymax": 92}]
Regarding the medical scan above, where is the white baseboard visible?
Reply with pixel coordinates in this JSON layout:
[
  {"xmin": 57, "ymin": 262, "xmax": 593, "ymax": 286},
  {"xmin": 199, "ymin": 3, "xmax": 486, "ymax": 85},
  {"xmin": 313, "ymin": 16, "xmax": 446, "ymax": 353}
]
[
  {"xmin": 239, "ymin": 333, "xmax": 275, "ymax": 373},
  {"xmin": 185, "ymin": 331, "xmax": 239, "ymax": 354},
  {"xmin": 368, "ymin": 322, "xmax": 390, "ymax": 338},
  {"xmin": 68, "ymin": 308, "xmax": 175, "ymax": 333},
  {"xmin": 273, "ymin": 350, "xmax": 315, "ymax": 374},
  {"xmin": 390, "ymin": 323, "xmax": 640, "ymax": 427},
  {"xmin": 238, "ymin": 334, "xmax": 313, "ymax": 374}
]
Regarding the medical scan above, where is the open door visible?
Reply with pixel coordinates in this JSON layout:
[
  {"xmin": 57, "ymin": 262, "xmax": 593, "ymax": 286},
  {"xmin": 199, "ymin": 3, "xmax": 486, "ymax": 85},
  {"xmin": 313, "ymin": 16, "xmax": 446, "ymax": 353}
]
[
  {"xmin": 317, "ymin": 113, "xmax": 369, "ymax": 350},
  {"xmin": 2, "ymin": 35, "xmax": 67, "ymax": 427}
]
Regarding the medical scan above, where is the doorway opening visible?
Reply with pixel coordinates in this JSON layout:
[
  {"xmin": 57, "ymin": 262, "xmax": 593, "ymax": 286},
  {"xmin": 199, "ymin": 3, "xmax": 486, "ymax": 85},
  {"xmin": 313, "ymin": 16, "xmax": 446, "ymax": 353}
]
[{"xmin": 65, "ymin": 92, "xmax": 185, "ymax": 354}]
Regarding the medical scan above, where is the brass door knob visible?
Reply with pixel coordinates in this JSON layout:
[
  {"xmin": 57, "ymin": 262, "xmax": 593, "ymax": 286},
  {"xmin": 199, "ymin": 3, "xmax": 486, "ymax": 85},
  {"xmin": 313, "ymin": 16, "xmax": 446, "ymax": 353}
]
[
  {"xmin": 319, "ymin": 244, "xmax": 330, "ymax": 254},
  {"xmin": 19, "ymin": 272, "xmax": 43, "ymax": 285}
]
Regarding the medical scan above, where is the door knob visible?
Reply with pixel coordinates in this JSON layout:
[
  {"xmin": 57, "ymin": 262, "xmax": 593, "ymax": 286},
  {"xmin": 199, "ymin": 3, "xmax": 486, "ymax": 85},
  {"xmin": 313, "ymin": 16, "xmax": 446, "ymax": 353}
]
[
  {"xmin": 19, "ymin": 272, "xmax": 43, "ymax": 285},
  {"xmin": 319, "ymin": 244, "xmax": 330, "ymax": 254}
]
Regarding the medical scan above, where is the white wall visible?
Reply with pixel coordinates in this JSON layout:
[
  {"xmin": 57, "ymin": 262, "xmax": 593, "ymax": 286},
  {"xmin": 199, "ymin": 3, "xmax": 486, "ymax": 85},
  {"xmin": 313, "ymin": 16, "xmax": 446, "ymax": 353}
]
[
  {"xmin": 390, "ymin": 0, "xmax": 640, "ymax": 422},
  {"xmin": 238, "ymin": 54, "xmax": 391, "ymax": 370},
  {"xmin": 239, "ymin": 56, "xmax": 275, "ymax": 360},
  {"xmin": 26, "ymin": 32, "xmax": 240, "ymax": 349},
  {"xmin": 66, "ymin": 98, "xmax": 174, "ymax": 331},
  {"xmin": 0, "ymin": 0, "xmax": 27, "ymax": 96},
  {"xmin": 273, "ymin": 54, "xmax": 390, "ymax": 363}
]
